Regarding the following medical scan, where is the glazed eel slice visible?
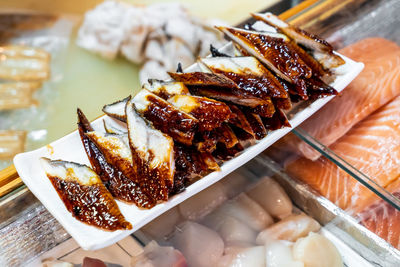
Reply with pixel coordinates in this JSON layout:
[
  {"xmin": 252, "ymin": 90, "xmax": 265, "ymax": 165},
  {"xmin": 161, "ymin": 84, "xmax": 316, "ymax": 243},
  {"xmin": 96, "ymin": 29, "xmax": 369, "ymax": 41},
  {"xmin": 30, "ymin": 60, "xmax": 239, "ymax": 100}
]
[
  {"xmin": 168, "ymin": 71, "xmax": 271, "ymax": 108},
  {"xmin": 217, "ymin": 26, "xmax": 312, "ymax": 99},
  {"xmin": 40, "ymin": 158, "xmax": 132, "ymax": 230},
  {"xmin": 251, "ymin": 12, "xmax": 345, "ymax": 69},
  {"xmin": 78, "ymin": 109, "xmax": 155, "ymax": 208},
  {"xmin": 103, "ymin": 89, "xmax": 198, "ymax": 146},
  {"xmin": 126, "ymin": 97, "xmax": 175, "ymax": 200}
]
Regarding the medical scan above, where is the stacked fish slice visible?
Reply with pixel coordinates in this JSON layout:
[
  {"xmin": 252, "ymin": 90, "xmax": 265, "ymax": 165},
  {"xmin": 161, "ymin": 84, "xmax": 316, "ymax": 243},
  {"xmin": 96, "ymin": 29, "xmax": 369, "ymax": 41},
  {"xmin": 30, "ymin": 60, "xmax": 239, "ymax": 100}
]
[{"xmin": 41, "ymin": 13, "xmax": 345, "ymax": 231}]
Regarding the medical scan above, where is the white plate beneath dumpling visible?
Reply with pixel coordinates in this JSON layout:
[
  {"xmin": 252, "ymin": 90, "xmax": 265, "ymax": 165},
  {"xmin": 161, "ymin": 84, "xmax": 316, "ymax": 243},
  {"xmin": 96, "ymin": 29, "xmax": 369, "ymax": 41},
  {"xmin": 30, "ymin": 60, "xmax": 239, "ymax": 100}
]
[{"xmin": 13, "ymin": 42, "xmax": 363, "ymax": 250}]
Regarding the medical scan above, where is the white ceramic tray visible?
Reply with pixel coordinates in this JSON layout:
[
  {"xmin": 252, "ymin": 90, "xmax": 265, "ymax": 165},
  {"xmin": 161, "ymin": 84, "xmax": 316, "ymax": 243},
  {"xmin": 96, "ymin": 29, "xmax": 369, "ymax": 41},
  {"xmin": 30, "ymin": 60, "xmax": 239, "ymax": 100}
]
[{"xmin": 14, "ymin": 49, "xmax": 363, "ymax": 250}]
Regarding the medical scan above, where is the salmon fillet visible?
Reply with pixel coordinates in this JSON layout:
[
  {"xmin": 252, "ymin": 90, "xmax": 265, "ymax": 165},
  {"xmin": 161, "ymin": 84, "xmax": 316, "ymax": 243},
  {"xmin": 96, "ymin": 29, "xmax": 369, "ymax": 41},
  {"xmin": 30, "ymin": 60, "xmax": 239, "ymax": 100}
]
[
  {"xmin": 281, "ymin": 38, "xmax": 400, "ymax": 161},
  {"xmin": 358, "ymin": 179, "xmax": 400, "ymax": 250},
  {"xmin": 285, "ymin": 95, "xmax": 400, "ymax": 211}
]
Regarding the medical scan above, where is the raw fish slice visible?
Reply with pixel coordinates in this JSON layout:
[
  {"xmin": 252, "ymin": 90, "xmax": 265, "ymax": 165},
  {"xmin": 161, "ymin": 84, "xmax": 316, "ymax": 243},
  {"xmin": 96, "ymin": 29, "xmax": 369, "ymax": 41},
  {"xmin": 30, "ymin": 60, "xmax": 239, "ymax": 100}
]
[
  {"xmin": 40, "ymin": 158, "xmax": 132, "ymax": 230},
  {"xmin": 144, "ymin": 79, "xmax": 190, "ymax": 99},
  {"xmin": 218, "ymin": 246, "xmax": 266, "ymax": 267},
  {"xmin": 78, "ymin": 109, "xmax": 155, "ymax": 208},
  {"xmin": 227, "ymin": 103, "xmax": 255, "ymax": 137},
  {"xmin": 126, "ymin": 97, "xmax": 175, "ymax": 200},
  {"xmin": 200, "ymin": 56, "xmax": 288, "ymax": 99},
  {"xmin": 131, "ymin": 241, "xmax": 187, "ymax": 267},
  {"xmin": 292, "ymin": 232, "xmax": 343, "ymax": 267},
  {"xmin": 168, "ymin": 94, "xmax": 232, "ymax": 131},
  {"xmin": 133, "ymin": 89, "xmax": 198, "ymax": 146},
  {"xmin": 286, "ymin": 95, "xmax": 400, "ymax": 211},
  {"xmin": 189, "ymin": 86, "xmax": 270, "ymax": 108},
  {"xmin": 217, "ymin": 26, "xmax": 311, "ymax": 99},
  {"xmin": 252, "ymin": 12, "xmax": 345, "ymax": 69},
  {"xmin": 179, "ymin": 182, "xmax": 227, "ymax": 221},
  {"xmin": 357, "ymin": 179, "xmax": 400, "ymax": 250},
  {"xmin": 102, "ymin": 96, "xmax": 129, "ymax": 122},
  {"xmin": 256, "ymin": 214, "xmax": 320, "ymax": 244},
  {"xmin": 247, "ymin": 177, "xmax": 293, "ymax": 219},
  {"xmin": 283, "ymin": 37, "xmax": 400, "ymax": 160},
  {"xmin": 172, "ymin": 221, "xmax": 224, "ymax": 267}
]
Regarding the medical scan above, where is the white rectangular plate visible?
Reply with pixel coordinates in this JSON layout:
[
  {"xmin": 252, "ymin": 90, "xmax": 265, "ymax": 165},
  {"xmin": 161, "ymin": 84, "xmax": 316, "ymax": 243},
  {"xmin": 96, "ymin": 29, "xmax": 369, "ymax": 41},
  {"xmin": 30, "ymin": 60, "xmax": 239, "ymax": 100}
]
[{"xmin": 14, "ymin": 51, "xmax": 363, "ymax": 250}]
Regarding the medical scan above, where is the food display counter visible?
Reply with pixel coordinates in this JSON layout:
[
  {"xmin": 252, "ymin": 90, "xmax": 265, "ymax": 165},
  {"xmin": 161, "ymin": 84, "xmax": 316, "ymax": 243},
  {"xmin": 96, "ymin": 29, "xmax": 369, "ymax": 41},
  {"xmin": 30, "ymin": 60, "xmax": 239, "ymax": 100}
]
[{"xmin": 1, "ymin": 0, "xmax": 400, "ymax": 266}]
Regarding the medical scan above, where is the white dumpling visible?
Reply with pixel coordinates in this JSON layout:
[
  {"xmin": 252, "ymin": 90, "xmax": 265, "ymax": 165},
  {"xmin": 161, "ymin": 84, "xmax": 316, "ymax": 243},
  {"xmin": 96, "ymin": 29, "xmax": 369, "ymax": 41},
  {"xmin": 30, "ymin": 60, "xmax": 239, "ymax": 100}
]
[
  {"xmin": 131, "ymin": 240, "xmax": 187, "ymax": 267},
  {"xmin": 213, "ymin": 193, "xmax": 273, "ymax": 232},
  {"xmin": 141, "ymin": 207, "xmax": 182, "ymax": 239},
  {"xmin": 218, "ymin": 246, "xmax": 266, "ymax": 267},
  {"xmin": 171, "ymin": 221, "xmax": 224, "ymax": 267},
  {"xmin": 247, "ymin": 177, "xmax": 293, "ymax": 219},
  {"xmin": 179, "ymin": 182, "xmax": 227, "ymax": 221},
  {"xmin": 265, "ymin": 240, "xmax": 304, "ymax": 267},
  {"xmin": 256, "ymin": 214, "xmax": 320, "ymax": 244},
  {"xmin": 292, "ymin": 232, "xmax": 343, "ymax": 267}
]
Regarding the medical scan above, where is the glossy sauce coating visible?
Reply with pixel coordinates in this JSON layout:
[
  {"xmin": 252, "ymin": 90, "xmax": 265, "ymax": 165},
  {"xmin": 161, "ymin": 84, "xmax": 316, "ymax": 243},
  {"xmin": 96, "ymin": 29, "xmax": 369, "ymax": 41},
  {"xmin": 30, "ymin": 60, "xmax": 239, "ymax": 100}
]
[
  {"xmin": 143, "ymin": 95, "xmax": 198, "ymax": 146},
  {"xmin": 48, "ymin": 175, "xmax": 132, "ymax": 231},
  {"xmin": 242, "ymin": 110, "xmax": 267, "ymax": 140},
  {"xmin": 213, "ymin": 69, "xmax": 288, "ymax": 99},
  {"xmin": 78, "ymin": 110, "xmax": 156, "ymax": 208}
]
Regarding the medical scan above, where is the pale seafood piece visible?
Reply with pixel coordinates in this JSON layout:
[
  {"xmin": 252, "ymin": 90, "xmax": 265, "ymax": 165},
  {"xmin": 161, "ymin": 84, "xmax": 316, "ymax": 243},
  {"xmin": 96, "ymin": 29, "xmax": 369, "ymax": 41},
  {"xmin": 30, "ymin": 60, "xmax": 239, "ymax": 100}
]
[
  {"xmin": 140, "ymin": 60, "xmax": 170, "ymax": 84},
  {"xmin": 171, "ymin": 221, "xmax": 224, "ymax": 267},
  {"xmin": 126, "ymin": 97, "xmax": 174, "ymax": 199},
  {"xmin": 179, "ymin": 182, "xmax": 227, "ymax": 221},
  {"xmin": 131, "ymin": 240, "xmax": 187, "ymax": 267},
  {"xmin": 102, "ymin": 96, "xmax": 129, "ymax": 122},
  {"xmin": 247, "ymin": 177, "xmax": 293, "ymax": 219},
  {"xmin": 218, "ymin": 246, "xmax": 266, "ymax": 267},
  {"xmin": 40, "ymin": 158, "xmax": 132, "ymax": 230},
  {"xmin": 265, "ymin": 240, "xmax": 304, "ymax": 267},
  {"xmin": 207, "ymin": 215, "xmax": 257, "ymax": 244},
  {"xmin": 251, "ymin": 12, "xmax": 344, "ymax": 69},
  {"xmin": 0, "ymin": 130, "xmax": 26, "ymax": 160},
  {"xmin": 0, "ymin": 45, "xmax": 50, "ymax": 81},
  {"xmin": 292, "ymin": 232, "xmax": 343, "ymax": 267},
  {"xmin": 133, "ymin": 89, "xmax": 198, "ymax": 145},
  {"xmin": 77, "ymin": 0, "xmax": 131, "ymax": 59},
  {"xmin": 210, "ymin": 193, "xmax": 273, "ymax": 231},
  {"xmin": 42, "ymin": 260, "xmax": 73, "ymax": 267},
  {"xmin": 0, "ymin": 81, "xmax": 41, "ymax": 110},
  {"xmin": 256, "ymin": 214, "xmax": 320, "ymax": 244},
  {"xmin": 251, "ymin": 20, "xmax": 277, "ymax": 33},
  {"xmin": 103, "ymin": 120, "xmax": 126, "ymax": 135},
  {"xmin": 143, "ymin": 80, "xmax": 190, "ymax": 99},
  {"xmin": 141, "ymin": 207, "xmax": 182, "ymax": 239}
]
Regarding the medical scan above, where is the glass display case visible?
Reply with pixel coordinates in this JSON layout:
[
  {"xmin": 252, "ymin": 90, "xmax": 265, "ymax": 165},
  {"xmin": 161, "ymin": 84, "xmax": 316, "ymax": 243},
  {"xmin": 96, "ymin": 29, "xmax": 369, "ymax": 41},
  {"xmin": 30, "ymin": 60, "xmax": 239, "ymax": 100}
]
[{"xmin": 1, "ymin": 0, "xmax": 400, "ymax": 266}]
